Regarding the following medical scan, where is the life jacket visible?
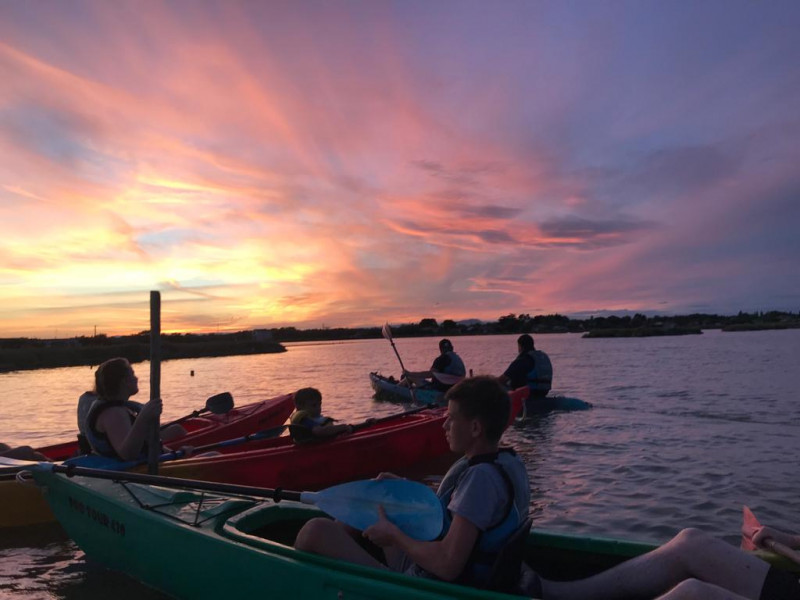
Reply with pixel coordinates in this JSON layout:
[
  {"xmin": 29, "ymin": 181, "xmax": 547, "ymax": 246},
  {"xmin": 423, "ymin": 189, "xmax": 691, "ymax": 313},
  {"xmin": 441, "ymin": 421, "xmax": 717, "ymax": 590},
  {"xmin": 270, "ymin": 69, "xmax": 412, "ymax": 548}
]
[
  {"xmin": 76, "ymin": 392, "xmax": 98, "ymax": 455},
  {"xmin": 431, "ymin": 352, "xmax": 467, "ymax": 391},
  {"xmin": 289, "ymin": 410, "xmax": 334, "ymax": 443},
  {"xmin": 441, "ymin": 351, "xmax": 466, "ymax": 377},
  {"xmin": 524, "ymin": 350, "xmax": 553, "ymax": 394},
  {"xmin": 434, "ymin": 448, "xmax": 529, "ymax": 587},
  {"xmin": 85, "ymin": 399, "xmax": 146, "ymax": 459}
]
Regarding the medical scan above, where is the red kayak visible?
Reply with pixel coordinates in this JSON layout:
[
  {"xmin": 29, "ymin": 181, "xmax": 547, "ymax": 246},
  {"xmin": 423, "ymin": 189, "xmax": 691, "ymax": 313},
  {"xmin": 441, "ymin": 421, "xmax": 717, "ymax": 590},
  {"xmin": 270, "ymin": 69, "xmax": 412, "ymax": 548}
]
[
  {"xmin": 37, "ymin": 394, "xmax": 296, "ymax": 461},
  {"xmin": 155, "ymin": 407, "xmax": 454, "ymax": 490}
]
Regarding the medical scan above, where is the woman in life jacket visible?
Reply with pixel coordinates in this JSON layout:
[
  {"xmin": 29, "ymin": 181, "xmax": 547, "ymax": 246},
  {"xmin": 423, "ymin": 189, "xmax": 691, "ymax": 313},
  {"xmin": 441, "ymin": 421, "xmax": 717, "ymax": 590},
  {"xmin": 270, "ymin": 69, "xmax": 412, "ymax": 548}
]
[{"xmin": 82, "ymin": 357, "xmax": 187, "ymax": 461}]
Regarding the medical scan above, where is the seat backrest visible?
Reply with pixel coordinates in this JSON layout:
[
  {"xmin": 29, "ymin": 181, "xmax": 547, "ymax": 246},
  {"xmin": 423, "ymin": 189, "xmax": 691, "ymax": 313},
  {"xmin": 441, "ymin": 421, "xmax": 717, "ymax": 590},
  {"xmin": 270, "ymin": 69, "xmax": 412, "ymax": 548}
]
[{"xmin": 484, "ymin": 517, "xmax": 532, "ymax": 594}]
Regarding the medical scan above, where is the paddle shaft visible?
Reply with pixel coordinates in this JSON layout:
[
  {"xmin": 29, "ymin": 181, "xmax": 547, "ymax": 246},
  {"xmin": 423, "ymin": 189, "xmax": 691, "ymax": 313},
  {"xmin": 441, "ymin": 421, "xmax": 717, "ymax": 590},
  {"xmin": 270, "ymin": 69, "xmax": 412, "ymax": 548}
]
[
  {"xmin": 766, "ymin": 540, "xmax": 800, "ymax": 565},
  {"xmin": 387, "ymin": 339, "xmax": 407, "ymax": 373},
  {"xmin": 148, "ymin": 292, "xmax": 161, "ymax": 475},
  {"xmin": 351, "ymin": 404, "xmax": 436, "ymax": 432},
  {"xmin": 51, "ymin": 462, "xmax": 304, "ymax": 501},
  {"xmin": 162, "ymin": 408, "xmax": 209, "ymax": 428},
  {"xmin": 382, "ymin": 324, "xmax": 418, "ymax": 403},
  {"xmin": 161, "ymin": 392, "xmax": 234, "ymax": 428},
  {"xmin": 167, "ymin": 404, "xmax": 438, "ymax": 457}
]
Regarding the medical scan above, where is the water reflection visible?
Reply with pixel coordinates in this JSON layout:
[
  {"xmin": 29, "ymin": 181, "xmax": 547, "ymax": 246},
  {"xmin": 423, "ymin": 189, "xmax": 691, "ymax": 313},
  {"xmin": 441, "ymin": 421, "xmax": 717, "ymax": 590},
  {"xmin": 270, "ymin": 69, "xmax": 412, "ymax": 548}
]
[{"xmin": 0, "ymin": 330, "xmax": 798, "ymax": 598}]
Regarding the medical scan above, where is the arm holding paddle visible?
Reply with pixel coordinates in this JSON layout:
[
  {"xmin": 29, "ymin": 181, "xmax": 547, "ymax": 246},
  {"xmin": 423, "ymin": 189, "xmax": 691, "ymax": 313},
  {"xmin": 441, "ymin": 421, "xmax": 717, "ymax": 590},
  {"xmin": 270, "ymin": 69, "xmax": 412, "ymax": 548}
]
[
  {"xmin": 743, "ymin": 507, "xmax": 800, "ymax": 565},
  {"xmin": 98, "ymin": 398, "xmax": 163, "ymax": 461},
  {"xmin": 752, "ymin": 527, "xmax": 800, "ymax": 550},
  {"xmin": 88, "ymin": 357, "xmax": 194, "ymax": 462}
]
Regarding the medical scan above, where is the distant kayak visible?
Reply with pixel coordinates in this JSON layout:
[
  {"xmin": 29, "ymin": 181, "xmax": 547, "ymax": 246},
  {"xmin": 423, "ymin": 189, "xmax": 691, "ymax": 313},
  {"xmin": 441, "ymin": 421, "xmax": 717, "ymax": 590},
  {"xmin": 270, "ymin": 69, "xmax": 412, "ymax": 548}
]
[
  {"xmin": 370, "ymin": 371, "xmax": 592, "ymax": 414},
  {"xmin": 369, "ymin": 372, "xmax": 445, "ymax": 405},
  {"xmin": 523, "ymin": 395, "xmax": 593, "ymax": 415}
]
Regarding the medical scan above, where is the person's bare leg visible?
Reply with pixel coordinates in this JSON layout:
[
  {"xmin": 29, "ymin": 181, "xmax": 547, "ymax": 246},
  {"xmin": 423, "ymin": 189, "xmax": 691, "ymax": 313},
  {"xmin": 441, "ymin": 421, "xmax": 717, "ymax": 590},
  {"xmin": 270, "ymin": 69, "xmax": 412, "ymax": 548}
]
[
  {"xmin": 295, "ymin": 518, "xmax": 388, "ymax": 570},
  {"xmin": 655, "ymin": 578, "xmax": 751, "ymax": 600},
  {"xmin": 0, "ymin": 445, "xmax": 49, "ymax": 461},
  {"xmin": 542, "ymin": 528, "xmax": 769, "ymax": 600}
]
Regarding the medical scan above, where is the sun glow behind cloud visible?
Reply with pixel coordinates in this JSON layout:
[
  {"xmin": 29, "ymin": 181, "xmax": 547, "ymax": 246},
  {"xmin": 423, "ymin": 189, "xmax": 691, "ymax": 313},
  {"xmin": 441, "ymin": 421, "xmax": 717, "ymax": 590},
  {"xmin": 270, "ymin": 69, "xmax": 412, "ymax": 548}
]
[{"xmin": 0, "ymin": 1, "xmax": 798, "ymax": 337}]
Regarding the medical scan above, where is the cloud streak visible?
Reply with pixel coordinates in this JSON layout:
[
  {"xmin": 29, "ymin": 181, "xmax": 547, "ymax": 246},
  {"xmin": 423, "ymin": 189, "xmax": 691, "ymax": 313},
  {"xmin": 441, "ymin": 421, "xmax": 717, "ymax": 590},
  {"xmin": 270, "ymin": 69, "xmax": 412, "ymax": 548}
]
[{"xmin": 0, "ymin": 1, "xmax": 798, "ymax": 337}]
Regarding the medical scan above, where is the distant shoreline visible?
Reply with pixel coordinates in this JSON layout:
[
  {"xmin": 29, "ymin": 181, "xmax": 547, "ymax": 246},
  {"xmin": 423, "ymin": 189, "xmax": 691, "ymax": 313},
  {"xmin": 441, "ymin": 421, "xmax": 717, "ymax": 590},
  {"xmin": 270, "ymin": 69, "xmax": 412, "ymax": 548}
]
[
  {"xmin": 0, "ymin": 338, "xmax": 286, "ymax": 374},
  {"xmin": 1, "ymin": 311, "xmax": 798, "ymax": 373}
]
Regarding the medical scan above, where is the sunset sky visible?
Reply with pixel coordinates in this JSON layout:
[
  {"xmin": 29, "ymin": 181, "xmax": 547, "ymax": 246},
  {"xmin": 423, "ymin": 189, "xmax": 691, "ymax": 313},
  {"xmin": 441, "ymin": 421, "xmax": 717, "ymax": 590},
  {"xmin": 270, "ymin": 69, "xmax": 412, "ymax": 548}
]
[{"xmin": 1, "ymin": 1, "xmax": 799, "ymax": 338}]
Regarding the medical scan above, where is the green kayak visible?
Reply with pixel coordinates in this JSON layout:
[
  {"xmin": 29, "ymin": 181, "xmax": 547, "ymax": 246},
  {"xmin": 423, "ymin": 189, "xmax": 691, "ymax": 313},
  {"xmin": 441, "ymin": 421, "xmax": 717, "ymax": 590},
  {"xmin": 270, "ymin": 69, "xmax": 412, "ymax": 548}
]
[{"xmin": 28, "ymin": 468, "xmax": 799, "ymax": 600}]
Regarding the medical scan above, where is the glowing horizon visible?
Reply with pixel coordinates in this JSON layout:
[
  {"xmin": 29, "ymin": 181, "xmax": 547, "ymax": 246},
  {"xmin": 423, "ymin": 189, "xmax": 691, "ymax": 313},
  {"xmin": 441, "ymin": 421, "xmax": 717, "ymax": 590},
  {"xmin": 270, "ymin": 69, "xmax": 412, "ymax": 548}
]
[{"xmin": 1, "ymin": 1, "xmax": 799, "ymax": 338}]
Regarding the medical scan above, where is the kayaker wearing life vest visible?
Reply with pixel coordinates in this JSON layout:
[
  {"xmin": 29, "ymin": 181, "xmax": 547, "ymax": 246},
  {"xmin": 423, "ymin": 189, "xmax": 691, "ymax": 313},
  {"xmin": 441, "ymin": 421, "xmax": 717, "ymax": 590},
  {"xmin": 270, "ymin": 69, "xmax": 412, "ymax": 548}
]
[
  {"xmin": 498, "ymin": 334, "xmax": 552, "ymax": 398},
  {"xmin": 289, "ymin": 387, "xmax": 356, "ymax": 442},
  {"xmin": 295, "ymin": 376, "xmax": 530, "ymax": 590},
  {"xmin": 80, "ymin": 357, "xmax": 188, "ymax": 461},
  {"xmin": 402, "ymin": 338, "xmax": 467, "ymax": 392}
]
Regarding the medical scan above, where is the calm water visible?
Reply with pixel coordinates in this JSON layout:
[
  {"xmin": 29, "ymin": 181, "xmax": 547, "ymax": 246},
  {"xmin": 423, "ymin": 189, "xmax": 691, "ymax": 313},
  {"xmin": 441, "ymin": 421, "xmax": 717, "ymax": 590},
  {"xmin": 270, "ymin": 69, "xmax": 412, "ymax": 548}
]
[{"xmin": 1, "ymin": 329, "xmax": 799, "ymax": 599}]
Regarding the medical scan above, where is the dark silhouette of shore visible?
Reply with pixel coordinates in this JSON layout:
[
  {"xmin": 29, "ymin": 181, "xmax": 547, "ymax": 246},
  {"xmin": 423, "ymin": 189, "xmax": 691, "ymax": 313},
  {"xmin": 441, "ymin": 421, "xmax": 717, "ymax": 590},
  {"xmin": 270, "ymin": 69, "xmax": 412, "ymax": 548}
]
[{"xmin": 1, "ymin": 311, "xmax": 797, "ymax": 372}]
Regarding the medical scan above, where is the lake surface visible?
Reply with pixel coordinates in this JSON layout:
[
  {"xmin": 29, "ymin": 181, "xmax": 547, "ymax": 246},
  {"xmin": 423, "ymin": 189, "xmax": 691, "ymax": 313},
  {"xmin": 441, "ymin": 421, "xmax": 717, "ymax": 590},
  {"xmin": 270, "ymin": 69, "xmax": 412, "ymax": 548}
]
[{"xmin": 2, "ymin": 329, "xmax": 799, "ymax": 599}]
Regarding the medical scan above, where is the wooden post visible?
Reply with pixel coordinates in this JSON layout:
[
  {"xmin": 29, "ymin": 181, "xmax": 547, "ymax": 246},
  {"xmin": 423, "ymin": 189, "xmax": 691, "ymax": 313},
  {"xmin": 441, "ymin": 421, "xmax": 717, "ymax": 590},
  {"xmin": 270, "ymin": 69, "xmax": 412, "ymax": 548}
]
[{"xmin": 147, "ymin": 291, "xmax": 161, "ymax": 474}]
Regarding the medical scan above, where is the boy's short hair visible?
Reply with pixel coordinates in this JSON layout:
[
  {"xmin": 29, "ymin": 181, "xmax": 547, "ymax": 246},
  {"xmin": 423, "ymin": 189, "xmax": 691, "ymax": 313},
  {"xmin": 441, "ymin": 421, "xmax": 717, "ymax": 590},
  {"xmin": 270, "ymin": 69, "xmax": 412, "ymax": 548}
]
[
  {"xmin": 517, "ymin": 334, "xmax": 535, "ymax": 351},
  {"xmin": 294, "ymin": 387, "xmax": 322, "ymax": 409},
  {"xmin": 444, "ymin": 376, "xmax": 510, "ymax": 442}
]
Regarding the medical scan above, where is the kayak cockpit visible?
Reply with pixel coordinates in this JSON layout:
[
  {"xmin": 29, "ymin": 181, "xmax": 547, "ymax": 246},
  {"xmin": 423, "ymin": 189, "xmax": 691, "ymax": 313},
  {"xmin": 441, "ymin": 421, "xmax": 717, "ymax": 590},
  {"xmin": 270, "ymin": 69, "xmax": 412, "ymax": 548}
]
[
  {"xmin": 121, "ymin": 483, "xmax": 259, "ymax": 527},
  {"xmin": 222, "ymin": 500, "xmax": 657, "ymax": 584}
]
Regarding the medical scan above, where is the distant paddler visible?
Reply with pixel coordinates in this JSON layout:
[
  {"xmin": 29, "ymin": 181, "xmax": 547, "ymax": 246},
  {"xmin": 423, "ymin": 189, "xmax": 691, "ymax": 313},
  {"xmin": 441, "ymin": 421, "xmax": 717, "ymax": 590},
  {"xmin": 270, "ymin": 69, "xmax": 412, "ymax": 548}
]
[
  {"xmin": 497, "ymin": 334, "xmax": 552, "ymax": 399},
  {"xmin": 401, "ymin": 338, "xmax": 466, "ymax": 392}
]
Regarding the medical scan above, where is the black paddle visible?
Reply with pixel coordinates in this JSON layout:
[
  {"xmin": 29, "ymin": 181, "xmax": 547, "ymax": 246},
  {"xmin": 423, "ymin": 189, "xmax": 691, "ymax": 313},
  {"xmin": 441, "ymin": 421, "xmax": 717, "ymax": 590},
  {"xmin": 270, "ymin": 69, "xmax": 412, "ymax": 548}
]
[
  {"xmin": 162, "ymin": 392, "xmax": 234, "ymax": 428},
  {"xmin": 381, "ymin": 323, "xmax": 418, "ymax": 403}
]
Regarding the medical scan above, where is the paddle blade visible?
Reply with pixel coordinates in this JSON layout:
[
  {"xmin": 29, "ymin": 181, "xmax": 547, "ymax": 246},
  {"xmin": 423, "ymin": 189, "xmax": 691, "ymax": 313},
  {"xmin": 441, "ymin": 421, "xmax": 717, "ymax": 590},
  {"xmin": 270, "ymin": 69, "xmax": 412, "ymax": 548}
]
[
  {"xmin": 508, "ymin": 387, "xmax": 529, "ymax": 425},
  {"xmin": 206, "ymin": 392, "xmax": 234, "ymax": 414},
  {"xmin": 301, "ymin": 479, "xmax": 443, "ymax": 541},
  {"xmin": 381, "ymin": 322, "xmax": 393, "ymax": 341},
  {"xmin": 741, "ymin": 505, "xmax": 761, "ymax": 550}
]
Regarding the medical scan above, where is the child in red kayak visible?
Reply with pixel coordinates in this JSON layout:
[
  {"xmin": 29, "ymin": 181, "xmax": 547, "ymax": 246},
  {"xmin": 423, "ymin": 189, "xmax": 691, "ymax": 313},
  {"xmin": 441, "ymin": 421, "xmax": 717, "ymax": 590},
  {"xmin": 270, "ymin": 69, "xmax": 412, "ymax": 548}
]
[{"xmin": 289, "ymin": 387, "xmax": 354, "ymax": 442}]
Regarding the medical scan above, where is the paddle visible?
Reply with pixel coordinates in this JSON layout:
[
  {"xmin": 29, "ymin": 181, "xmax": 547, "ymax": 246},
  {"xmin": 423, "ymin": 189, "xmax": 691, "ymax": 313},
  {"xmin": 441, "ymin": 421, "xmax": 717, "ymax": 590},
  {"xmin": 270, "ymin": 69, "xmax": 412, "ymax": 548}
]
[
  {"xmin": 351, "ymin": 403, "xmax": 439, "ymax": 432},
  {"xmin": 4, "ymin": 458, "xmax": 443, "ymax": 541},
  {"xmin": 508, "ymin": 386, "xmax": 529, "ymax": 425},
  {"xmin": 162, "ymin": 392, "xmax": 235, "ymax": 428},
  {"xmin": 741, "ymin": 505, "xmax": 800, "ymax": 565},
  {"xmin": 381, "ymin": 323, "xmax": 418, "ymax": 403},
  {"xmin": 148, "ymin": 291, "xmax": 161, "ymax": 475}
]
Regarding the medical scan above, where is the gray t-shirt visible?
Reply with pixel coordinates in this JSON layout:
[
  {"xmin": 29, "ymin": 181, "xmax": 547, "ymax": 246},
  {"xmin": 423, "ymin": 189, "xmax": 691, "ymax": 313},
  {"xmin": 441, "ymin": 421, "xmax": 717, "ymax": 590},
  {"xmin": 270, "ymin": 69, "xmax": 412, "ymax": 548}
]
[{"xmin": 448, "ymin": 460, "xmax": 530, "ymax": 531}]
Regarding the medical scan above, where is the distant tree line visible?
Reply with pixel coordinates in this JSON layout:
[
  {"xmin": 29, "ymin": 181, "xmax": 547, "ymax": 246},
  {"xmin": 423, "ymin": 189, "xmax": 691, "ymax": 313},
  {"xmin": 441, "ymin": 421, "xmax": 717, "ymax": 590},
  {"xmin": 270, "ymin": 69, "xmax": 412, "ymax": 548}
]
[
  {"xmin": 270, "ymin": 310, "xmax": 799, "ymax": 341},
  {"xmin": 1, "ymin": 310, "xmax": 797, "ymax": 372},
  {"xmin": 0, "ymin": 331, "xmax": 285, "ymax": 372}
]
